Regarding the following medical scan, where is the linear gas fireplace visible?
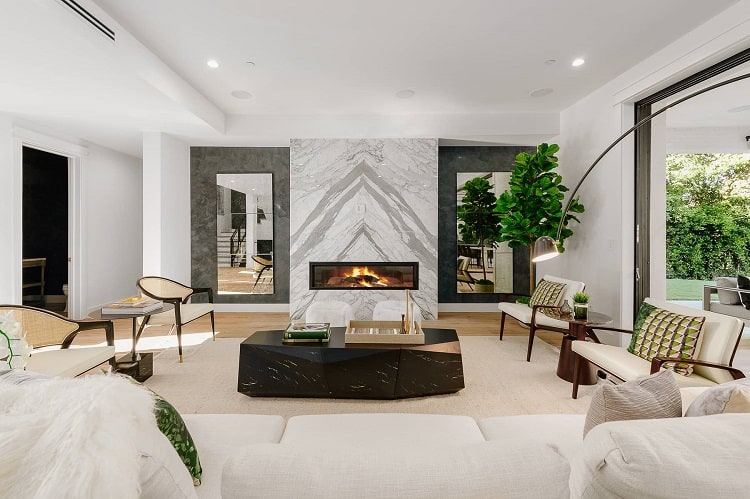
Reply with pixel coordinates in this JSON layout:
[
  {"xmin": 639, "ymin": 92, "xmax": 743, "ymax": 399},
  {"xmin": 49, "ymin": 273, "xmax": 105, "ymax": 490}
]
[{"xmin": 309, "ymin": 262, "xmax": 419, "ymax": 290}]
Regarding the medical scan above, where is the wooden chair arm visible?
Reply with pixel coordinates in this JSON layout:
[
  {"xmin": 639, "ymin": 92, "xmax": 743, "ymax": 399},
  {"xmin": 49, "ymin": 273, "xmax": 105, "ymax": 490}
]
[
  {"xmin": 530, "ymin": 304, "xmax": 561, "ymax": 324},
  {"xmin": 586, "ymin": 325, "xmax": 635, "ymax": 336},
  {"xmin": 187, "ymin": 287, "xmax": 214, "ymax": 303},
  {"xmin": 650, "ymin": 357, "xmax": 745, "ymax": 379},
  {"xmin": 62, "ymin": 319, "xmax": 115, "ymax": 348}
]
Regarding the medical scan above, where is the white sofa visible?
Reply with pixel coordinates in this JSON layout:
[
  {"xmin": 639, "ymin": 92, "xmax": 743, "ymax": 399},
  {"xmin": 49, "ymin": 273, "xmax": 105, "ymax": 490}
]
[{"xmin": 180, "ymin": 409, "xmax": 750, "ymax": 499}]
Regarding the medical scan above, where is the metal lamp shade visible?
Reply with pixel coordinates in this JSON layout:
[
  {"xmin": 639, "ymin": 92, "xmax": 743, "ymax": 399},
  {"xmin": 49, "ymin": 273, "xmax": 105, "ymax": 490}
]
[{"xmin": 532, "ymin": 236, "xmax": 559, "ymax": 262}]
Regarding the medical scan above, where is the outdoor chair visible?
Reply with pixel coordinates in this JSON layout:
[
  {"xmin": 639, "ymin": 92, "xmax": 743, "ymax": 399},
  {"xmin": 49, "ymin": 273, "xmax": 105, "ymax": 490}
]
[
  {"xmin": 0, "ymin": 304, "xmax": 115, "ymax": 377},
  {"xmin": 136, "ymin": 276, "xmax": 215, "ymax": 363}
]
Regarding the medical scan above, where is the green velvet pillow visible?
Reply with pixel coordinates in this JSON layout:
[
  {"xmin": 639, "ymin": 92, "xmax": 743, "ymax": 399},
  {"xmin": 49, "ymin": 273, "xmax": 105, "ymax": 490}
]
[
  {"xmin": 529, "ymin": 279, "xmax": 566, "ymax": 307},
  {"xmin": 628, "ymin": 302, "xmax": 705, "ymax": 376}
]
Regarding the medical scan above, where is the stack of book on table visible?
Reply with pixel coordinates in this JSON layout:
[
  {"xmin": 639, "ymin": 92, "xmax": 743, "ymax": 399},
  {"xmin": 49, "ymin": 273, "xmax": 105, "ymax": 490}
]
[
  {"xmin": 101, "ymin": 296, "xmax": 163, "ymax": 315},
  {"xmin": 283, "ymin": 322, "xmax": 330, "ymax": 343}
]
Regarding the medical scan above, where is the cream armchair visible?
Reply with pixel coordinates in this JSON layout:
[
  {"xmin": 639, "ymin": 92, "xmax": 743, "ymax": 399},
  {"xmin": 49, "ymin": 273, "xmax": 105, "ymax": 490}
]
[
  {"xmin": 498, "ymin": 275, "xmax": 585, "ymax": 361},
  {"xmin": 571, "ymin": 298, "xmax": 745, "ymax": 399},
  {"xmin": 136, "ymin": 276, "xmax": 215, "ymax": 363},
  {"xmin": 0, "ymin": 304, "xmax": 115, "ymax": 376}
]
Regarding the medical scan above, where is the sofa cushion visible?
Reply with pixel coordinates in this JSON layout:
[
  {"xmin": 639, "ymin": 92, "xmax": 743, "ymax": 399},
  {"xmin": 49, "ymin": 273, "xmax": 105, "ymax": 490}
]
[
  {"xmin": 583, "ymin": 369, "xmax": 681, "ymax": 436},
  {"xmin": 281, "ymin": 413, "xmax": 484, "ymax": 447},
  {"xmin": 222, "ymin": 439, "xmax": 570, "ymax": 499},
  {"xmin": 716, "ymin": 276, "xmax": 741, "ymax": 304},
  {"xmin": 685, "ymin": 378, "xmax": 750, "ymax": 417},
  {"xmin": 529, "ymin": 279, "xmax": 566, "ymax": 307},
  {"xmin": 478, "ymin": 414, "xmax": 585, "ymax": 460},
  {"xmin": 570, "ymin": 413, "xmax": 750, "ymax": 498},
  {"xmin": 628, "ymin": 302, "xmax": 705, "ymax": 375},
  {"xmin": 182, "ymin": 414, "xmax": 286, "ymax": 499},
  {"xmin": 571, "ymin": 341, "xmax": 719, "ymax": 389}
]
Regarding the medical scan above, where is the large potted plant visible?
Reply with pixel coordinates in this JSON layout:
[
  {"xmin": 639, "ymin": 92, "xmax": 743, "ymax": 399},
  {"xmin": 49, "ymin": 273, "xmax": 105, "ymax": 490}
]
[
  {"xmin": 457, "ymin": 177, "xmax": 502, "ymax": 293},
  {"xmin": 494, "ymin": 143, "xmax": 584, "ymax": 292}
]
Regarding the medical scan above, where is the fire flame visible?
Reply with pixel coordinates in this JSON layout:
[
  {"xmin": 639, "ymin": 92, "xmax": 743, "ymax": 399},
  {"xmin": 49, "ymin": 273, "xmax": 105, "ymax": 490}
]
[{"xmin": 343, "ymin": 266, "xmax": 390, "ymax": 287}]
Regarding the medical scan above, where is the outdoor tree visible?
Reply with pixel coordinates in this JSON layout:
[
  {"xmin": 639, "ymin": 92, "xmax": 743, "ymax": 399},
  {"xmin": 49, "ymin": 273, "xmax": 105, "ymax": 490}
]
[
  {"xmin": 494, "ymin": 143, "xmax": 584, "ymax": 292},
  {"xmin": 666, "ymin": 153, "xmax": 750, "ymax": 279}
]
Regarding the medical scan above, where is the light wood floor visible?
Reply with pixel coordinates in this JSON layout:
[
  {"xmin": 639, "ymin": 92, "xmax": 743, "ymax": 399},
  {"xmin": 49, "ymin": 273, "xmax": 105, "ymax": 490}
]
[{"xmin": 74, "ymin": 311, "xmax": 563, "ymax": 349}]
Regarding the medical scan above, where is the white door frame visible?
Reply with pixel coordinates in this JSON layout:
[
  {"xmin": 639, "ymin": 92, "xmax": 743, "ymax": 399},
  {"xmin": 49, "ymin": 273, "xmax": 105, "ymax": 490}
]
[{"xmin": 13, "ymin": 126, "xmax": 88, "ymax": 318}]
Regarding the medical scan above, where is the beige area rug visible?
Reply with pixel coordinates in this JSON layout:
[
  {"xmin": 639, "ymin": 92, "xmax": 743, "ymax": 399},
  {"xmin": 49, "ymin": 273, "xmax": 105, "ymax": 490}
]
[{"xmin": 145, "ymin": 335, "xmax": 592, "ymax": 418}]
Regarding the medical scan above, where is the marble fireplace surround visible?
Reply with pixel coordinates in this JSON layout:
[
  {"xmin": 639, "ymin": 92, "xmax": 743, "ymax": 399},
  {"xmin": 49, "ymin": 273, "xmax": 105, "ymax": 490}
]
[{"xmin": 290, "ymin": 139, "xmax": 438, "ymax": 320}]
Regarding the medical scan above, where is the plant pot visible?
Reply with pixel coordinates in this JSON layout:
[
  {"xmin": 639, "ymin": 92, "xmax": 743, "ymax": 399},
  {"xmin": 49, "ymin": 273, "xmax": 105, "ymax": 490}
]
[
  {"xmin": 573, "ymin": 303, "xmax": 589, "ymax": 320},
  {"xmin": 475, "ymin": 283, "xmax": 495, "ymax": 293}
]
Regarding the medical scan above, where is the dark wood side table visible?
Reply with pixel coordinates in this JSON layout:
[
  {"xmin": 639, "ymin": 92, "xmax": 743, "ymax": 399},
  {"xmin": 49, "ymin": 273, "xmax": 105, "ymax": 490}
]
[
  {"xmin": 89, "ymin": 303, "xmax": 174, "ymax": 381},
  {"xmin": 541, "ymin": 308, "xmax": 613, "ymax": 384}
]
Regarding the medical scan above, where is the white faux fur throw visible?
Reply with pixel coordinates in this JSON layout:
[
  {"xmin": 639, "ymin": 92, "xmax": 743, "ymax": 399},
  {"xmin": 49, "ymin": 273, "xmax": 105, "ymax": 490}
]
[{"xmin": 0, "ymin": 374, "xmax": 155, "ymax": 499}]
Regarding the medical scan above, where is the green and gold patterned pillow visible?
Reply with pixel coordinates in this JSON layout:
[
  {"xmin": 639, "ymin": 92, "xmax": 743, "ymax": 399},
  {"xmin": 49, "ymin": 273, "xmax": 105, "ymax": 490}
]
[
  {"xmin": 529, "ymin": 279, "xmax": 566, "ymax": 307},
  {"xmin": 628, "ymin": 302, "xmax": 705, "ymax": 376}
]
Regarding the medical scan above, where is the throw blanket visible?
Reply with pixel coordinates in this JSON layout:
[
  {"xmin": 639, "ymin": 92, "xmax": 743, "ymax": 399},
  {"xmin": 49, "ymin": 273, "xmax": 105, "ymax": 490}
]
[{"xmin": 0, "ymin": 373, "xmax": 155, "ymax": 499}]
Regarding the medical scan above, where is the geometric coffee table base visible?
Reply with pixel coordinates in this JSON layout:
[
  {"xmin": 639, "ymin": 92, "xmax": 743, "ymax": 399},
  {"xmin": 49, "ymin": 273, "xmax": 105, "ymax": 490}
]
[{"xmin": 238, "ymin": 328, "xmax": 464, "ymax": 399}]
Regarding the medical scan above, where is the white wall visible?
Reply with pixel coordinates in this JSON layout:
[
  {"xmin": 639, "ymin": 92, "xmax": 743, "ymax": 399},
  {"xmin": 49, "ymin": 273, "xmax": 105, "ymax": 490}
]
[
  {"xmin": 541, "ymin": 0, "xmax": 750, "ymax": 337},
  {"xmin": 0, "ymin": 115, "xmax": 18, "ymax": 303},
  {"xmin": 142, "ymin": 132, "xmax": 191, "ymax": 283},
  {"xmin": 84, "ymin": 145, "xmax": 143, "ymax": 310}
]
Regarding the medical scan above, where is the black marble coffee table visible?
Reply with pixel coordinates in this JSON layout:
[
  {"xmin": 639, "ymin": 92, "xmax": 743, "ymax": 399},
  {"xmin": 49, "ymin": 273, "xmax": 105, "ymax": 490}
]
[{"xmin": 238, "ymin": 328, "xmax": 464, "ymax": 399}]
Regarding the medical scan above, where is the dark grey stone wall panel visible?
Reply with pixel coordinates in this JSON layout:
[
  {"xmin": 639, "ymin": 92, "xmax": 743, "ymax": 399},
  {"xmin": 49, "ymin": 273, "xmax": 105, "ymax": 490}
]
[
  {"xmin": 190, "ymin": 147, "xmax": 290, "ymax": 304},
  {"xmin": 438, "ymin": 146, "xmax": 535, "ymax": 303}
]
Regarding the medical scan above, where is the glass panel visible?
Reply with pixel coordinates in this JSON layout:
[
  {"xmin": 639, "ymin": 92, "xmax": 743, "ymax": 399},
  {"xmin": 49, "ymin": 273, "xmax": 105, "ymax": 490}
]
[{"xmin": 216, "ymin": 173, "xmax": 273, "ymax": 295}]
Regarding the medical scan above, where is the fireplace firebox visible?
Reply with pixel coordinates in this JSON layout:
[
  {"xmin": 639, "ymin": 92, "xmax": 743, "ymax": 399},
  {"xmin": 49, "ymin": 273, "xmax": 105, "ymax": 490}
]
[{"xmin": 309, "ymin": 262, "xmax": 418, "ymax": 290}]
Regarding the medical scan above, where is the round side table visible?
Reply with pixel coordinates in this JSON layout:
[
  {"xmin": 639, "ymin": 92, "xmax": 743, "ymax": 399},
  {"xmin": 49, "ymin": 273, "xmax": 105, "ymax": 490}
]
[{"xmin": 541, "ymin": 309, "xmax": 613, "ymax": 384}]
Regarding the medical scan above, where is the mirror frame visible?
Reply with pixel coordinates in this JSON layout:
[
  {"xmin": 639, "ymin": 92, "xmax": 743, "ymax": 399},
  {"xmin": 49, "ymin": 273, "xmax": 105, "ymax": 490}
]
[{"xmin": 190, "ymin": 147, "xmax": 290, "ymax": 304}]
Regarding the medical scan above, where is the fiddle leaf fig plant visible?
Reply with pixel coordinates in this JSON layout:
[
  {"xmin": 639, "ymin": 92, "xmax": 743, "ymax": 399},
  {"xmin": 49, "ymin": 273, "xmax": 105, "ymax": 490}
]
[{"xmin": 495, "ymin": 143, "xmax": 584, "ymax": 291}]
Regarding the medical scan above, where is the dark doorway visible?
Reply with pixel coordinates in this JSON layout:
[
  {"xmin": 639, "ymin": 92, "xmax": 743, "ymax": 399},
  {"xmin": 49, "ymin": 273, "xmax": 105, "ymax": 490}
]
[{"xmin": 22, "ymin": 147, "xmax": 68, "ymax": 312}]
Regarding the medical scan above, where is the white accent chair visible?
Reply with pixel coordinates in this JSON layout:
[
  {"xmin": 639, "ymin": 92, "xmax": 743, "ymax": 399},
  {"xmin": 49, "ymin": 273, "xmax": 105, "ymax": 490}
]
[
  {"xmin": 136, "ymin": 276, "xmax": 215, "ymax": 363},
  {"xmin": 571, "ymin": 297, "xmax": 745, "ymax": 398},
  {"xmin": 372, "ymin": 300, "xmax": 423, "ymax": 326},
  {"xmin": 0, "ymin": 304, "xmax": 115, "ymax": 377},
  {"xmin": 304, "ymin": 300, "xmax": 356, "ymax": 328},
  {"xmin": 498, "ymin": 274, "xmax": 585, "ymax": 362}
]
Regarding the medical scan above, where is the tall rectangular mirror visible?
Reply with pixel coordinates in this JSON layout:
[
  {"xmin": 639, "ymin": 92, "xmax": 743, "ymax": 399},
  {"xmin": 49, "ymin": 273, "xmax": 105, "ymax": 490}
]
[
  {"xmin": 216, "ymin": 173, "xmax": 273, "ymax": 295},
  {"xmin": 456, "ymin": 172, "xmax": 513, "ymax": 294}
]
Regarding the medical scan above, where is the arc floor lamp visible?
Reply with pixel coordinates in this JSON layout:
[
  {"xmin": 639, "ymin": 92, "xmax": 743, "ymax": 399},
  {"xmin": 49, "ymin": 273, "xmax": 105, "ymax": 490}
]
[{"xmin": 533, "ymin": 71, "xmax": 750, "ymax": 263}]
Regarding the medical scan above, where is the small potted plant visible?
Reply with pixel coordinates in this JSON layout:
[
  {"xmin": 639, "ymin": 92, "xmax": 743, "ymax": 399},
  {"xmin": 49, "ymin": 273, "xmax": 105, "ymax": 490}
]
[{"xmin": 572, "ymin": 292, "xmax": 590, "ymax": 320}]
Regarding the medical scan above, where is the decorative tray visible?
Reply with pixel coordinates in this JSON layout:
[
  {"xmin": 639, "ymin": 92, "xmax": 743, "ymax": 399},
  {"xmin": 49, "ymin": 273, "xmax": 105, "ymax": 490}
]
[{"xmin": 344, "ymin": 320, "xmax": 425, "ymax": 345}]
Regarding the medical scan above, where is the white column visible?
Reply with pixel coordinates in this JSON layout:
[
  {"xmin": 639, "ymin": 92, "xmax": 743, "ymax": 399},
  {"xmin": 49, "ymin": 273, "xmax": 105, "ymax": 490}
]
[
  {"xmin": 0, "ymin": 115, "xmax": 21, "ymax": 303},
  {"xmin": 142, "ymin": 132, "xmax": 191, "ymax": 283}
]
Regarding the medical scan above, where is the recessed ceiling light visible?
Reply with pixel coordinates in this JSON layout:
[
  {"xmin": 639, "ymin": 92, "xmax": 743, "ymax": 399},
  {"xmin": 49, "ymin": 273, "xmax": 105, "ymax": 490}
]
[
  {"xmin": 544, "ymin": 59, "xmax": 557, "ymax": 65},
  {"xmin": 529, "ymin": 88, "xmax": 554, "ymax": 98},
  {"xmin": 245, "ymin": 61, "xmax": 256, "ymax": 67},
  {"xmin": 231, "ymin": 90, "xmax": 253, "ymax": 99},
  {"xmin": 396, "ymin": 89, "xmax": 415, "ymax": 99},
  {"xmin": 571, "ymin": 58, "xmax": 585, "ymax": 67},
  {"xmin": 728, "ymin": 104, "xmax": 750, "ymax": 113},
  {"xmin": 207, "ymin": 59, "xmax": 219, "ymax": 69}
]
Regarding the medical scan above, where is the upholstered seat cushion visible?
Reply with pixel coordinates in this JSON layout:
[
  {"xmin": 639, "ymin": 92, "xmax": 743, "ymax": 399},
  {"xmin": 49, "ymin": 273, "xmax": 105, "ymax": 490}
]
[
  {"xmin": 571, "ymin": 341, "xmax": 719, "ymax": 388},
  {"xmin": 146, "ymin": 304, "xmax": 214, "ymax": 326},
  {"xmin": 26, "ymin": 345, "xmax": 115, "ymax": 377},
  {"xmin": 497, "ymin": 302, "xmax": 569, "ymax": 330},
  {"xmin": 182, "ymin": 414, "xmax": 286, "ymax": 499},
  {"xmin": 478, "ymin": 414, "xmax": 585, "ymax": 460}
]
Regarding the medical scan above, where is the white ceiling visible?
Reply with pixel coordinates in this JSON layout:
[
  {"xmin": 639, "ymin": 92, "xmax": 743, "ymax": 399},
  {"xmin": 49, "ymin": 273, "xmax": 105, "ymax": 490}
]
[{"xmin": 0, "ymin": 0, "xmax": 744, "ymax": 157}]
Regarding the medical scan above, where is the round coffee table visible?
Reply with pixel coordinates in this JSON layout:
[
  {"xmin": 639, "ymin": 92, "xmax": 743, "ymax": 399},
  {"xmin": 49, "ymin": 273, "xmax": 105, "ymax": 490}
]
[{"xmin": 541, "ymin": 308, "xmax": 613, "ymax": 384}]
